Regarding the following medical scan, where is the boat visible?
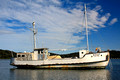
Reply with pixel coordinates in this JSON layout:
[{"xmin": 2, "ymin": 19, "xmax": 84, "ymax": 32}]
[{"xmin": 10, "ymin": 4, "xmax": 110, "ymax": 69}]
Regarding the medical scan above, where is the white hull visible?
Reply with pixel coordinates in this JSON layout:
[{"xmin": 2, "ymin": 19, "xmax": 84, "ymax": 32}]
[{"xmin": 10, "ymin": 52, "xmax": 110, "ymax": 69}]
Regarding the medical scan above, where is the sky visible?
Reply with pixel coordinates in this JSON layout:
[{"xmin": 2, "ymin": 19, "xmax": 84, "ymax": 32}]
[{"xmin": 0, "ymin": 0, "xmax": 119, "ymax": 53}]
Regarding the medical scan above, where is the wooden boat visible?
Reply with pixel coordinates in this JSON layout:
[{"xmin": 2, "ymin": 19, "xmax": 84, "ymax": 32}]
[{"xmin": 10, "ymin": 4, "xmax": 110, "ymax": 69}]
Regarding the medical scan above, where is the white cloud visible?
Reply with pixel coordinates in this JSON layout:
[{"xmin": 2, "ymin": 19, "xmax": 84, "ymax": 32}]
[
  {"xmin": 109, "ymin": 18, "xmax": 118, "ymax": 25},
  {"xmin": 93, "ymin": 5, "xmax": 102, "ymax": 11},
  {"xmin": 51, "ymin": 0, "xmax": 61, "ymax": 5},
  {"xmin": 0, "ymin": 29, "xmax": 14, "ymax": 34},
  {"xmin": 0, "ymin": 0, "xmax": 114, "ymax": 52}
]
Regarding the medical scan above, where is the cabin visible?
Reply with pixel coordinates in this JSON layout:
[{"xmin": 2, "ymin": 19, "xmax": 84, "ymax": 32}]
[
  {"xmin": 34, "ymin": 48, "xmax": 61, "ymax": 60},
  {"xmin": 16, "ymin": 52, "xmax": 33, "ymax": 61},
  {"xmin": 34, "ymin": 48, "xmax": 49, "ymax": 60},
  {"xmin": 13, "ymin": 48, "xmax": 90, "ymax": 61},
  {"xmin": 14, "ymin": 48, "xmax": 61, "ymax": 61}
]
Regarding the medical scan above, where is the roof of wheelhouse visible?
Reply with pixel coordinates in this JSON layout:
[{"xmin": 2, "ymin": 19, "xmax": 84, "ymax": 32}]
[{"xmin": 34, "ymin": 48, "xmax": 49, "ymax": 51}]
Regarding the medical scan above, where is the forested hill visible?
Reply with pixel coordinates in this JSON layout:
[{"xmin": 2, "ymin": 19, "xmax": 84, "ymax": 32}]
[
  {"xmin": 109, "ymin": 50, "xmax": 120, "ymax": 59},
  {"xmin": 0, "ymin": 49, "xmax": 120, "ymax": 59},
  {"xmin": 0, "ymin": 49, "xmax": 16, "ymax": 59}
]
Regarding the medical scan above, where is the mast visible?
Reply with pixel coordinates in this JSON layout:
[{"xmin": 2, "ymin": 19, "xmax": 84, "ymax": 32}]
[
  {"xmin": 84, "ymin": 4, "xmax": 89, "ymax": 51},
  {"xmin": 32, "ymin": 22, "xmax": 37, "ymax": 49}
]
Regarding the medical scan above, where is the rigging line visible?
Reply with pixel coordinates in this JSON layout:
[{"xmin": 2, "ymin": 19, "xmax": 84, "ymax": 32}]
[
  {"xmin": 89, "ymin": 31, "xmax": 102, "ymax": 51},
  {"xmin": 60, "ymin": 34, "xmax": 74, "ymax": 54},
  {"xmin": 78, "ymin": 10, "xmax": 86, "ymax": 48},
  {"xmin": 84, "ymin": 4, "xmax": 89, "ymax": 51},
  {"xmin": 97, "ymin": 30, "xmax": 110, "ymax": 50},
  {"xmin": 89, "ymin": 33, "xmax": 97, "ymax": 51},
  {"xmin": 36, "ymin": 33, "xmax": 43, "ymax": 48},
  {"xmin": 54, "ymin": 5, "xmax": 82, "ymax": 54},
  {"xmin": 89, "ymin": 35, "xmax": 93, "ymax": 51},
  {"xmin": 26, "ymin": 29, "xmax": 34, "ymax": 52},
  {"xmin": 52, "ymin": 6, "xmax": 86, "ymax": 53},
  {"xmin": 34, "ymin": 26, "xmax": 39, "ymax": 48},
  {"xmin": 61, "ymin": 5, "xmax": 86, "ymax": 52},
  {"xmin": 48, "ymin": 47, "xmax": 86, "ymax": 52},
  {"xmin": 36, "ymin": 32, "xmax": 38, "ymax": 48},
  {"xmin": 77, "ymin": 4, "xmax": 89, "ymax": 50}
]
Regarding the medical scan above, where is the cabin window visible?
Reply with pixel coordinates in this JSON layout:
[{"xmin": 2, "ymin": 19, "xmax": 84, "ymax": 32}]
[
  {"xmin": 82, "ymin": 52, "xmax": 84, "ymax": 54},
  {"xmin": 41, "ymin": 50, "xmax": 43, "ymax": 53},
  {"xmin": 38, "ymin": 50, "xmax": 40, "ymax": 54},
  {"xmin": 18, "ymin": 55, "xmax": 21, "ymax": 57},
  {"xmin": 22, "ymin": 55, "xmax": 25, "ymax": 57}
]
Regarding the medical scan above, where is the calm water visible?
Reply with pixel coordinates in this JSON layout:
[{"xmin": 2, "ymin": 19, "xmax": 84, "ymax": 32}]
[{"xmin": 0, "ymin": 59, "xmax": 120, "ymax": 80}]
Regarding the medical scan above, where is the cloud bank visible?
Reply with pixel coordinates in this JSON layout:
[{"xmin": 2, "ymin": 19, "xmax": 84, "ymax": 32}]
[{"xmin": 0, "ymin": 0, "xmax": 117, "ymax": 52}]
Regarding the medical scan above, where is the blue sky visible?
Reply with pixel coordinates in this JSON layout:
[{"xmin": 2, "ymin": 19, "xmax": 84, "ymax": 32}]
[{"xmin": 0, "ymin": 0, "xmax": 119, "ymax": 53}]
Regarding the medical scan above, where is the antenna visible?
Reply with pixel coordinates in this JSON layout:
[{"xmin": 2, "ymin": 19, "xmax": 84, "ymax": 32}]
[
  {"xmin": 26, "ymin": 22, "xmax": 37, "ymax": 50},
  {"xmin": 84, "ymin": 4, "xmax": 89, "ymax": 51},
  {"xmin": 32, "ymin": 22, "xmax": 37, "ymax": 49}
]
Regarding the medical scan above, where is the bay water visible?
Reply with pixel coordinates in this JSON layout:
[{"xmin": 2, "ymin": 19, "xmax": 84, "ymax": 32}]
[{"xmin": 0, "ymin": 59, "xmax": 120, "ymax": 80}]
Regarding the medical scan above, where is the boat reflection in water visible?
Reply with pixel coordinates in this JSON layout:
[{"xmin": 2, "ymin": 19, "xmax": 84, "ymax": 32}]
[{"xmin": 10, "ymin": 69, "xmax": 110, "ymax": 80}]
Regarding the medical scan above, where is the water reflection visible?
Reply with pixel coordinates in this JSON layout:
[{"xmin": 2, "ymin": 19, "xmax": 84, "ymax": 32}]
[{"xmin": 10, "ymin": 69, "xmax": 110, "ymax": 80}]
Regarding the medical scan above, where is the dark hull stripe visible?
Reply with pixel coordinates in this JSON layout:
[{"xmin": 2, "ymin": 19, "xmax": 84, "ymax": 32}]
[{"xmin": 16, "ymin": 66, "xmax": 106, "ymax": 69}]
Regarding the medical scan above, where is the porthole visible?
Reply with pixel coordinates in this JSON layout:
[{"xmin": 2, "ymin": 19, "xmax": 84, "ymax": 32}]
[
  {"xmin": 82, "ymin": 52, "xmax": 84, "ymax": 54},
  {"xmin": 22, "ymin": 55, "xmax": 25, "ymax": 57},
  {"xmin": 18, "ymin": 55, "xmax": 21, "ymax": 57}
]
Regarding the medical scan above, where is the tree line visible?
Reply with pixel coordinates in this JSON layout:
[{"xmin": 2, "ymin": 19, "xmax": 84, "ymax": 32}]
[
  {"xmin": 0, "ymin": 49, "xmax": 120, "ymax": 59},
  {"xmin": 0, "ymin": 49, "xmax": 16, "ymax": 59}
]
